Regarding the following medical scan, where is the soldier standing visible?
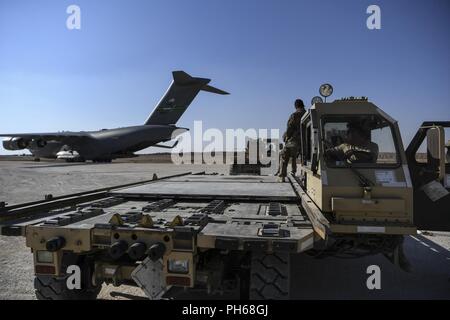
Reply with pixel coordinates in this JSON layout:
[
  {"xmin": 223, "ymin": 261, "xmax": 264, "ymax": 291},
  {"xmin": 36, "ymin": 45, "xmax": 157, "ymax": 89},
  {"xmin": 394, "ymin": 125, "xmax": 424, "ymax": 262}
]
[{"xmin": 278, "ymin": 99, "xmax": 306, "ymax": 182}]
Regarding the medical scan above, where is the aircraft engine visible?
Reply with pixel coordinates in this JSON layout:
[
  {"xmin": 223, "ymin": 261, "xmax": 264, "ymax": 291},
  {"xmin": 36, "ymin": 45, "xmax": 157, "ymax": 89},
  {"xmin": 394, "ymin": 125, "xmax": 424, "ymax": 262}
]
[{"xmin": 2, "ymin": 137, "xmax": 29, "ymax": 150}]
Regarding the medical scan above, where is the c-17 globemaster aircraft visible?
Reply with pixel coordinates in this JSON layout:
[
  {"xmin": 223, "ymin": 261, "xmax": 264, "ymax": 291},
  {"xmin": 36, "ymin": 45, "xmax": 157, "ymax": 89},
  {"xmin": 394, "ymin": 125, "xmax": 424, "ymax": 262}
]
[{"xmin": 1, "ymin": 71, "xmax": 228, "ymax": 162}]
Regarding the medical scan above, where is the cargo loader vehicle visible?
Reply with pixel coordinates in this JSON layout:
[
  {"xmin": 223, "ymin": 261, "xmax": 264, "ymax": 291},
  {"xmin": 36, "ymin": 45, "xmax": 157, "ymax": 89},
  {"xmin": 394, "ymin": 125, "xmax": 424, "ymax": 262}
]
[{"xmin": 1, "ymin": 86, "xmax": 449, "ymax": 300}]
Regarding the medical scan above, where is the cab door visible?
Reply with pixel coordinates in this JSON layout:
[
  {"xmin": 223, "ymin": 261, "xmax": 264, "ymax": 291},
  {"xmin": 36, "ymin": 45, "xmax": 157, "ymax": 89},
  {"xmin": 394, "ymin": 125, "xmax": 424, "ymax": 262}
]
[{"xmin": 406, "ymin": 122, "xmax": 450, "ymax": 231}]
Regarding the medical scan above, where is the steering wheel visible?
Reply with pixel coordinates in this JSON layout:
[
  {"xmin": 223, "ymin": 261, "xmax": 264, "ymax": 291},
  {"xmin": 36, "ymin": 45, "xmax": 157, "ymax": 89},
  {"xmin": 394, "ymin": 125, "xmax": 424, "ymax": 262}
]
[{"xmin": 343, "ymin": 149, "xmax": 374, "ymax": 164}]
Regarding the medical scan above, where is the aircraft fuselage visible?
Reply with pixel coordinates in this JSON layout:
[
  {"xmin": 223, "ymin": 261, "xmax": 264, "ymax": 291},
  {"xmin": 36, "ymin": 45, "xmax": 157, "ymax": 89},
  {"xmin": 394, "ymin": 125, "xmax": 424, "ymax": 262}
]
[
  {"xmin": 1, "ymin": 71, "xmax": 227, "ymax": 162},
  {"xmin": 29, "ymin": 125, "xmax": 184, "ymax": 161}
]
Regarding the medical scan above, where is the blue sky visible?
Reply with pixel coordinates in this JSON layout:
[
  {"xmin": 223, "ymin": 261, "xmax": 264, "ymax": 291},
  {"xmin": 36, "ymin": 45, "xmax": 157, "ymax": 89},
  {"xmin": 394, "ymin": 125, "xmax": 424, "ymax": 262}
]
[{"xmin": 0, "ymin": 0, "xmax": 449, "ymax": 154}]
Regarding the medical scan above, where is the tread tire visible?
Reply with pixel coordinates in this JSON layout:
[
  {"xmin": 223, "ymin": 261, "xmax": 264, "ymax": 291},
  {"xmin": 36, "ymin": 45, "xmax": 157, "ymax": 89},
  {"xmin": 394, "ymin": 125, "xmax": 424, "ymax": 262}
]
[
  {"xmin": 34, "ymin": 274, "xmax": 101, "ymax": 300},
  {"xmin": 250, "ymin": 252, "xmax": 290, "ymax": 300}
]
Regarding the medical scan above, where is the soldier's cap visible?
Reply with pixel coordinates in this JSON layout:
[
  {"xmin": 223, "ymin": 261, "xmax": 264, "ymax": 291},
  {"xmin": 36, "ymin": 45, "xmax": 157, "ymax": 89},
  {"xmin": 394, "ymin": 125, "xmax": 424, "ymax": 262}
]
[{"xmin": 295, "ymin": 99, "xmax": 305, "ymax": 108}]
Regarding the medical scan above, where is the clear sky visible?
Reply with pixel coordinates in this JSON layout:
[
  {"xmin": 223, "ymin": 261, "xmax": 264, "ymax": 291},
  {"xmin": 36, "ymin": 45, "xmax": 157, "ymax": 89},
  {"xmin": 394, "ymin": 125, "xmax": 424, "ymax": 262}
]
[{"xmin": 0, "ymin": 0, "xmax": 449, "ymax": 154}]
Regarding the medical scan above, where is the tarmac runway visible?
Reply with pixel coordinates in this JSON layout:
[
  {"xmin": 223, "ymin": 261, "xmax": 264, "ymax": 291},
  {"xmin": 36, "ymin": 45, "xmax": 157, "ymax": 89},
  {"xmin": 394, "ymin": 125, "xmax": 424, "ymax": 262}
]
[{"xmin": 0, "ymin": 160, "xmax": 449, "ymax": 300}]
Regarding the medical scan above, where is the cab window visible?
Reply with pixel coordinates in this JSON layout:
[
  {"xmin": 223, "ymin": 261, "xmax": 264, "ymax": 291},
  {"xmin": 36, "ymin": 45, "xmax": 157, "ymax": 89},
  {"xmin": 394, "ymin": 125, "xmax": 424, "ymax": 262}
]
[
  {"xmin": 322, "ymin": 115, "xmax": 399, "ymax": 167},
  {"xmin": 300, "ymin": 115, "xmax": 312, "ymax": 166}
]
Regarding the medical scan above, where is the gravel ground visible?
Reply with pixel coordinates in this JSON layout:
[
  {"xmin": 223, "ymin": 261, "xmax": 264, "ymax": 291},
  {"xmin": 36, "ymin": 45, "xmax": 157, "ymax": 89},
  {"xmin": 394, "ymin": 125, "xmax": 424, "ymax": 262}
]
[{"xmin": 0, "ymin": 160, "xmax": 449, "ymax": 300}]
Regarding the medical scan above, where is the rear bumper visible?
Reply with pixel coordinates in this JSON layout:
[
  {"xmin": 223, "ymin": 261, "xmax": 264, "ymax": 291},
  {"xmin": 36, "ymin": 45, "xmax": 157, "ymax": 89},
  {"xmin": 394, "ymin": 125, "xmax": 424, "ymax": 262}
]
[{"xmin": 329, "ymin": 223, "xmax": 416, "ymax": 235}]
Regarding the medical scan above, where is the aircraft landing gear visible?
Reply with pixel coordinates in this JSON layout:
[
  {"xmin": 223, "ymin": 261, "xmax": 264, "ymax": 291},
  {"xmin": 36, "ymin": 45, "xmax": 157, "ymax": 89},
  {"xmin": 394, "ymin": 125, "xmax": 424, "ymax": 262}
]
[
  {"xmin": 65, "ymin": 157, "xmax": 85, "ymax": 163},
  {"xmin": 93, "ymin": 158, "xmax": 112, "ymax": 163}
]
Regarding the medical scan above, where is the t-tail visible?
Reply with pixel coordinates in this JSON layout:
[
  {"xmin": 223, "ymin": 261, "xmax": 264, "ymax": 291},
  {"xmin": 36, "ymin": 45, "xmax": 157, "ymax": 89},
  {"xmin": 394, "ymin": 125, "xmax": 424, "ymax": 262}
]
[{"xmin": 144, "ymin": 71, "xmax": 229, "ymax": 125}]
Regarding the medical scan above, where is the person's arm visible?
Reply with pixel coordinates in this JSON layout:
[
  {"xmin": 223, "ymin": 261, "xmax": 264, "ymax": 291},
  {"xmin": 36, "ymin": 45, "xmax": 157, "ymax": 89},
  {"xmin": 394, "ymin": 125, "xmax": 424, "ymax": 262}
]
[
  {"xmin": 324, "ymin": 145, "xmax": 345, "ymax": 160},
  {"xmin": 284, "ymin": 113, "xmax": 297, "ymax": 140}
]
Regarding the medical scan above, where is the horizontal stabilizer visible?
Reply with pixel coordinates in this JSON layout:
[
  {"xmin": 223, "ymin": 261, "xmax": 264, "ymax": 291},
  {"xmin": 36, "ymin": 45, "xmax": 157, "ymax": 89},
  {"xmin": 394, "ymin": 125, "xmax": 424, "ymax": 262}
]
[
  {"xmin": 172, "ymin": 70, "xmax": 208, "ymax": 86},
  {"xmin": 202, "ymin": 84, "xmax": 229, "ymax": 95},
  {"xmin": 172, "ymin": 70, "xmax": 229, "ymax": 94},
  {"xmin": 153, "ymin": 140, "xmax": 179, "ymax": 149}
]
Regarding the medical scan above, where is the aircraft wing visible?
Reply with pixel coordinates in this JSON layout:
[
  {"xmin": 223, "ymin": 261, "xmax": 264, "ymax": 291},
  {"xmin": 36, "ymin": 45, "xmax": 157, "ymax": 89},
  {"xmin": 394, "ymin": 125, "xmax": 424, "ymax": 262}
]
[
  {"xmin": 0, "ymin": 132, "xmax": 89, "ymax": 138},
  {"xmin": 145, "ymin": 70, "xmax": 229, "ymax": 125},
  {"xmin": 0, "ymin": 132, "xmax": 92, "ymax": 144}
]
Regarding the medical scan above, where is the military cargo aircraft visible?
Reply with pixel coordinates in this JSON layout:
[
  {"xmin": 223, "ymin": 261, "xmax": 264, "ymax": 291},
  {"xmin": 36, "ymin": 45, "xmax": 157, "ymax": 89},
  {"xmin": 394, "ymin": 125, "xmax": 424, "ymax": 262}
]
[{"xmin": 0, "ymin": 71, "xmax": 228, "ymax": 162}]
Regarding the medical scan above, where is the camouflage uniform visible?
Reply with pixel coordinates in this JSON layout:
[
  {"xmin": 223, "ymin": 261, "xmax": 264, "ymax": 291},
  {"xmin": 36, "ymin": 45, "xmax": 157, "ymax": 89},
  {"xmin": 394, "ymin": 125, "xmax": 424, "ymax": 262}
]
[
  {"xmin": 325, "ymin": 141, "xmax": 379, "ymax": 164},
  {"xmin": 279, "ymin": 109, "xmax": 305, "ymax": 178}
]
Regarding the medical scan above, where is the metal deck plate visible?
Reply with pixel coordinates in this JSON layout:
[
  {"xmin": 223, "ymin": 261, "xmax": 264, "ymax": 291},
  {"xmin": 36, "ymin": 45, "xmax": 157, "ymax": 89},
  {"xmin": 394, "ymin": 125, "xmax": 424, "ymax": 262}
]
[{"xmin": 111, "ymin": 175, "xmax": 298, "ymax": 201}]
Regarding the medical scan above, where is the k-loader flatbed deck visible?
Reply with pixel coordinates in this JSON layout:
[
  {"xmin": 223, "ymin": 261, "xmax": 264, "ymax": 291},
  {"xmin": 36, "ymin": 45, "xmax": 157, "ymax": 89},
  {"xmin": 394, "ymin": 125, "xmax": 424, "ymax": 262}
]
[{"xmin": 1, "ymin": 173, "xmax": 318, "ymax": 299}]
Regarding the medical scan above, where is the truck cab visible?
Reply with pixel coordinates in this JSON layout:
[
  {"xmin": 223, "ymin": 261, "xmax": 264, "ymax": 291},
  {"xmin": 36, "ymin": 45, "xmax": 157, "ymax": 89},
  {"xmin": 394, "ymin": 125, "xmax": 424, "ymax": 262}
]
[{"xmin": 298, "ymin": 97, "xmax": 449, "ymax": 239}]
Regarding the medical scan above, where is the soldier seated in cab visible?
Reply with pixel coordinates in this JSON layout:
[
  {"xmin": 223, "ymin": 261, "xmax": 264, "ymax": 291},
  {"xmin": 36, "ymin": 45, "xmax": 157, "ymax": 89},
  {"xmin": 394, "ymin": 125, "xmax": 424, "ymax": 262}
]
[{"xmin": 325, "ymin": 122, "xmax": 379, "ymax": 164}]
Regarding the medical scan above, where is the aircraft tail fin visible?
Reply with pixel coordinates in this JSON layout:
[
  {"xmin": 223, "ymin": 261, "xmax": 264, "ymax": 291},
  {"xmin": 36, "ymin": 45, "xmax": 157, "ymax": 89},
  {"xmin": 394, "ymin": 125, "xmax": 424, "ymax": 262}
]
[{"xmin": 145, "ymin": 71, "xmax": 229, "ymax": 125}]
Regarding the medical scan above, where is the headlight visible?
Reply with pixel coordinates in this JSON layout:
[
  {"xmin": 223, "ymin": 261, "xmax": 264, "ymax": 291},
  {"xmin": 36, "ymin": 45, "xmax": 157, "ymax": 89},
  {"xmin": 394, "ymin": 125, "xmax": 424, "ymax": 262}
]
[
  {"xmin": 311, "ymin": 96, "xmax": 324, "ymax": 105},
  {"xmin": 167, "ymin": 259, "xmax": 189, "ymax": 274},
  {"xmin": 319, "ymin": 83, "xmax": 333, "ymax": 98},
  {"xmin": 36, "ymin": 250, "xmax": 54, "ymax": 264}
]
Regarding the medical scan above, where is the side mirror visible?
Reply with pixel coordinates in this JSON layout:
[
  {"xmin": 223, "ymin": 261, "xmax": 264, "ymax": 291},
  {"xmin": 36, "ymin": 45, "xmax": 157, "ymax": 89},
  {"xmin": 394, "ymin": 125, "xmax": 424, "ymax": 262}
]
[
  {"xmin": 426, "ymin": 126, "xmax": 446, "ymax": 181},
  {"xmin": 311, "ymin": 153, "xmax": 318, "ymax": 174}
]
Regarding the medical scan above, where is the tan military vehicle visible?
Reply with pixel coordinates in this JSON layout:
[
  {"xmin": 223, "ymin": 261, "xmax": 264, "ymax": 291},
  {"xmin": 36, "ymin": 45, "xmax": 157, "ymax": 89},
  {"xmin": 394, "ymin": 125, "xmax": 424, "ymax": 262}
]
[{"xmin": 1, "ymin": 85, "xmax": 449, "ymax": 300}]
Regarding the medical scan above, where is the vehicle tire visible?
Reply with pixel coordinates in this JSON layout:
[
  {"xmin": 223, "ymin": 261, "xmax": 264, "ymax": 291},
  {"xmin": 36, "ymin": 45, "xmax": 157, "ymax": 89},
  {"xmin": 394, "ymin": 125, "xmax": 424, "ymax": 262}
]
[
  {"xmin": 34, "ymin": 274, "xmax": 101, "ymax": 300},
  {"xmin": 34, "ymin": 254, "xmax": 101, "ymax": 300},
  {"xmin": 249, "ymin": 252, "xmax": 290, "ymax": 300}
]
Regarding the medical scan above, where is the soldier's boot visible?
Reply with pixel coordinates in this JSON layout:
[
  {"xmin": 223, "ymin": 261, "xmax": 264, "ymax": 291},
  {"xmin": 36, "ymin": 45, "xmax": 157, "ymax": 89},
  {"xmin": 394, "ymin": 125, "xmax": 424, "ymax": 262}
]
[
  {"xmin": 291, "ymin": 157, "xmax": 297, "ymax": 176},
  {"xmin": 279, "ymin": 155, "xmax": 289, "ymax": 180}
]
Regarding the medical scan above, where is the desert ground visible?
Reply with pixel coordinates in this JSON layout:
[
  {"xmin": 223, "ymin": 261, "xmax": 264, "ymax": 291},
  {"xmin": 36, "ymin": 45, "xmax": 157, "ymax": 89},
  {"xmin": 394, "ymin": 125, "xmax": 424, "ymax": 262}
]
[{"xmin": 0, "ymin": 159, "xmax": 449, "ymax": 300}]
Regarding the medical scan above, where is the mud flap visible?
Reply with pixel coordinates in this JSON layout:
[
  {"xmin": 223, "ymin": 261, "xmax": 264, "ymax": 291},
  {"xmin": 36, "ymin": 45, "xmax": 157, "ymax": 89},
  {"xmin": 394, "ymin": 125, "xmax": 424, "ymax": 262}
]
[
  {"xmin": 131, "ymin": 257, "xmax": 167, "ymax": 300},
  {"xmin": 383, "ymin": 236, "xmax": 412, "ymax": 273}
]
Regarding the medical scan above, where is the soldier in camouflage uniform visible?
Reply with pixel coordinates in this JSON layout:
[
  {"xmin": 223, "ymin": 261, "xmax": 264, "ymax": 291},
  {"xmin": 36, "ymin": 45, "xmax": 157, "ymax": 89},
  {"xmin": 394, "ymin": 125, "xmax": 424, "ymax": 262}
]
[
  {"xmin": 325, "ymin": 122, "xmax": 379, "ymax": 164},
  {"xmin": 278, "ymin": 99, "xmax": 306, "ymax": 182}
]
